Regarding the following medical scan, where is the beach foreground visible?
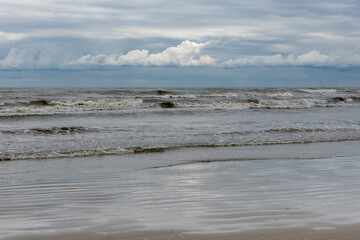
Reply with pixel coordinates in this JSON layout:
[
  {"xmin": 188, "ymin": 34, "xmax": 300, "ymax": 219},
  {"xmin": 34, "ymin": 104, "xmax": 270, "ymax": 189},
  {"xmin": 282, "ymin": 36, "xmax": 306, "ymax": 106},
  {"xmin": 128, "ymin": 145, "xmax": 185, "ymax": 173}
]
[
  {"xmin": 5, "ymin": 224, "xmax": 360, "ymax": 240},
  {"xmin": 2, "ymin": 141, "xmax": 360, "ymax": 240}
]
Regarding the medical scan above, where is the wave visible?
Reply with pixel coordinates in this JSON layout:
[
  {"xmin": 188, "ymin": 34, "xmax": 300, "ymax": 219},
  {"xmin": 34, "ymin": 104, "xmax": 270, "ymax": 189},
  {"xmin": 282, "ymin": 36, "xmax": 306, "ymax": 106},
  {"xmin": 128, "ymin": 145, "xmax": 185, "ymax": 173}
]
[
  {"xmin": 173, "ymin": 101, "xmax": 251, "ymax": 109},
  {"xmin": 140, "ymin": 93, "xmax": 237, "ymax": 99},
  {"xmin": 29, "ymin": 99, "xmax": 51, "ymax": 106},
  {"xmin": 258, "ymin": 92, "xmax": 293, "ymax": 97},
  {"xmin": 173, "ymin": 98, "xmax": 328, "ymax": 109},
  {"xmin": 0, "ymin": 146, "xmax": 165, "ymax": 161},
  {"xmin": 1, "ymin": 126, "xmax": 92, "ymax": 135},
  {"xmin": 1, "ymin": 99, "xmax": 52, "ymax": 107},
  {"xmin": 0, "ymin": 148, "xmax": 132, "ymax": 161},
  {"xmin": 351, "ymin": 96, "xmax": 360, "ymax": 102},
  {"xmin": 329, "ymin": 96, "xmax": 360, "ymax": 103},
  {"xmin": 222, "ymin": 128, "xmax": 329, "ymax": 135},
  {"xmin": 2, "ymin": 138, "xmax": 360, "ymax": 161},
  {"xmin": 200, "ymin": 93, "xmax": 238, "ymax": 98},
  {"xmin": 0, "ymin": 98, "xmax": 151, "ymax": 115},
  {"xmin": 1, "ymin": 94, "xmax": 358, "ymax": 117},
  {"xmin": 141, "ymin": 94, "xmax": 197, "ymax": 99},
  {"xmin": 262, "ymin": 127, "xmax": 327, "ymax": 133},
  {"xmin": 299, "ymin": 89, "xmax": 337, "ymax": 94}
]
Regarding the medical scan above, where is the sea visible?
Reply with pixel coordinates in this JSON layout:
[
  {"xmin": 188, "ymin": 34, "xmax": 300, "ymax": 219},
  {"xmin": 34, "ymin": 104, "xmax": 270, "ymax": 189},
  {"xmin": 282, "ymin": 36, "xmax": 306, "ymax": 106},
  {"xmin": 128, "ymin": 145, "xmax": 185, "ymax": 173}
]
[
  {"xmin": 1, "ymin": 87, "xmax": 360, "ymax": 238},
  {"xmin": 1, "ymin": 87, "xmax": 360, "ymax": 160}
]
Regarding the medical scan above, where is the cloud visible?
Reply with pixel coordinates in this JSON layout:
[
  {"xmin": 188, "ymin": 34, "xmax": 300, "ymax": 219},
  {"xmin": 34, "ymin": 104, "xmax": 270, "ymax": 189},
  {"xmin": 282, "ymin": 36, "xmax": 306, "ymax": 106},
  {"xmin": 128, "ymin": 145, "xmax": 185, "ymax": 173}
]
[
  {"xmin": 0, "ymin": 48, "xmax": 49, "ymax": 69},
  {"xmin": 223, "ymin": 50, "xmax": 360, "ymax": 67},
  {"xmin": 1, "ymin": 0, "xmax": 360, "ymax": 70},
  {"xmin": 0, "ymin": 48, "xmax": 28, "ymax": 69},
  {"xmin": 268, "ymin": 44, "xmax": 297, "ymax": 53},
  {"xmin": 0, "ymin": 32, "xmax": 25, "ymax": 42},
  {"xmin": 1, "ymin": 0, "xmax": 360, "ymax": 87},
  {"xmin": 0, "ymin": 42, "xmax": 75, "ymax": 70},
  {"xmin": 1, "ymin": 41, "xmax": 360, "ymax": 70},
  {"xmin": 68, "ymin": 40, "xmax": 216, "ymax": 67},
  {"xmin": 2, "ymin": 0, "xmax": 359, "ymax": 44}
]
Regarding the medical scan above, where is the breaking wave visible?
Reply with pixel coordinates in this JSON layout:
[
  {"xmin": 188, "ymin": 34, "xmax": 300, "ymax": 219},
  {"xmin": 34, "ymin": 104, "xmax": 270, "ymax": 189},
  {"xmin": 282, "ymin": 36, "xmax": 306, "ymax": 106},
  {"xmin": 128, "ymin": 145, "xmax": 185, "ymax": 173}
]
[
  {"xmin": 0, "ymin": 146, "xmax": 165, "ymax": 161},
  {"xmin": 0, "ymin": 88, "xmax": 358, "ymax": 117},
  {"xmin": 1, "ymin": 126, "xmax": 92, "ymax": 135},
  {"xmin": 299, "ymin": 89, "xmax": 337, "ymax": 94},
  {"xmin": 0, "ymin": 98, "xmax": 150, "ymax": 115},
  {"xmin": 141, "ymin": 94, "xmax": 197, "ymax": 99},
  {"xmin": 140, "ymin": 92, "xmax": 237, "ymax": 99},
  {"xmin": 199, "ymin": 93, "xmax": 238, "ymax": 98},
  {"xmin": 173, "ymin": 98, "xmax": 328, "ymax": 109},
  {"xmin": 258, "ymin": 92, "xmax": 293, "ymax": 97},
  {"xmin": 2, "ymin": 137, "xmax": 360, "ymax": 161},
  {"xmin": 0, "ymin": 98, "xmax": 355, "ymax": 117},
  {"xmin": 29, "ymin": 99, "xmax": 51, "ymax": 106}
]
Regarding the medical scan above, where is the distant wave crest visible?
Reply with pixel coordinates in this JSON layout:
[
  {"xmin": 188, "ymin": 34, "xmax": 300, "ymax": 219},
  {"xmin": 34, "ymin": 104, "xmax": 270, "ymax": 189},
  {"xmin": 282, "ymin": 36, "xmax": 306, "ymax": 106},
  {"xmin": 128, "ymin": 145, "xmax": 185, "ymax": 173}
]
[{"xmin": 299, "ymin": 89, "xmax": 337, "ymax": 94}]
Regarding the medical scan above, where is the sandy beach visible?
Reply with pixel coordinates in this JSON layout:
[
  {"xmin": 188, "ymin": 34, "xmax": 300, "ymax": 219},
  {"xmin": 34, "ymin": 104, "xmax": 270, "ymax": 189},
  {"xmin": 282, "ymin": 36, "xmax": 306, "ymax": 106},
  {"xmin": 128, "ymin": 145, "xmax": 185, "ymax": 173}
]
[
  {"xmin": 2, "ymin": 141, "xmax": 360, "ymax": 240},
  {"xmin": 5, "ymin": 225, "xmax": 360, "ymax": 240}
]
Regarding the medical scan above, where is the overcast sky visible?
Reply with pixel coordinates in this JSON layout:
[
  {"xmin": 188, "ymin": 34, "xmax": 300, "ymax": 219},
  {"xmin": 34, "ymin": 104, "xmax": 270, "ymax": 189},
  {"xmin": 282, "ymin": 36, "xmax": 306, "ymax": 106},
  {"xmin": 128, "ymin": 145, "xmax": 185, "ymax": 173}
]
[{"xmin": 0, "ymin": 0, "xmax": 359, "ymax": 87}]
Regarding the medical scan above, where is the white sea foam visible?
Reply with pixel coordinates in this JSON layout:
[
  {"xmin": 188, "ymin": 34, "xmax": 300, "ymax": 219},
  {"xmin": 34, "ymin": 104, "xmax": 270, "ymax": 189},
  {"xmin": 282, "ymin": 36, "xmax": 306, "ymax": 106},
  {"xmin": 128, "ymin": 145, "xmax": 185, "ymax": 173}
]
[
  {"xmin": 200, "ymin": 93, "xmax": 238, "ymax": 98},
  {"xmin": 2, "ymin": 126, "xmax": 92, "ymax": 135},
  {"xmin": 173, "ymin": 99, "xmax": 327, "ymax": 109},
  {"xmin": 261, "ymin": 92, "xmax": 293, "ymax": 97},
  {"xmin": 140, "ymin": 94, "xmax": 197, "ymax": 99},
  {"xmin": 174, "ymin": 101, "xmax": 251, "ymax": 109},
  {"xmin": 256, "ymin": 99, "xmax": 327, "ymax": 109},
  {"xmin": 49, "ymin": 98, "xmax": 143, "ymax": 108},
  {"xmin": 160, "ymin": 94, "xmax": 197, "ymax": 99},
  {"xmin": 299, "ymin": 89, "xmax": 337, "ymax": 94},
  {"xmin": 0, "ymin": 148, "xmax": 130, "ymax": 161},
  {"xmin": 2, "ymin": 137, "xmax": 360, "ymax": 161},
  {"xmin": 151, "ymin": 93, "xmax": 237, "ymax": 99},
  {"xmin": 0, "ymin": 98, "xmax": 149, "ymax": 114},
  {"xmin": 0, "ymin": 146, "xmax": 168, "ymax": 161},
  {"xmin": 179, "ymin": 94, "xmax": 197, "ymax": 98}
]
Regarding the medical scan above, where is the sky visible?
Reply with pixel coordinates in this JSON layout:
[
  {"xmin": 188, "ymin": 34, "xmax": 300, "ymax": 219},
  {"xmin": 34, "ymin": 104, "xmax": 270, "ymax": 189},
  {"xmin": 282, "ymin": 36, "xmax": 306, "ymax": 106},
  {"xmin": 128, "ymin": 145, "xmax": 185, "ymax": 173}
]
[{"xmin": 0, "ymin": 0, "xmax": 359, "ymax": 87}]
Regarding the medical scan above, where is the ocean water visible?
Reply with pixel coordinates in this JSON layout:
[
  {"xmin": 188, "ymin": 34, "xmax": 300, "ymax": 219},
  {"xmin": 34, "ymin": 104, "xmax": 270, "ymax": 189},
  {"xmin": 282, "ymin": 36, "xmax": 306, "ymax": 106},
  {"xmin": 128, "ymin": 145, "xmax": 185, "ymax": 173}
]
[
  {"xmin": 0, "ymin": 87, "xmax": 359, "ymax": 160},
  {"xmin": 1, "ymin": 88, "xmax": 360, "ymax": 239}
]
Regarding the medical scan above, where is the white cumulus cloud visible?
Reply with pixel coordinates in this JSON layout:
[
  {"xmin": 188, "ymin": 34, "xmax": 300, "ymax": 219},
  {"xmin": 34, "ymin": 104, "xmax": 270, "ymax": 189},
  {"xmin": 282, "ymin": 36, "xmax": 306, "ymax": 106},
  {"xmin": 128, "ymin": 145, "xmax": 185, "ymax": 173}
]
[
  {"xmin": 1, "ymin": 42, "xmax": 360, "ymax": 70},
  {"xmin": 223, "ymin": 50, "xmax": 360, "ymax": 67},
  {"xmin": 68, "ymin": 40, "xmax": 216, "ymax": 67},
  {"xmin": 0, "ymin": 45, "xmax": 69, "ymax": 70}
]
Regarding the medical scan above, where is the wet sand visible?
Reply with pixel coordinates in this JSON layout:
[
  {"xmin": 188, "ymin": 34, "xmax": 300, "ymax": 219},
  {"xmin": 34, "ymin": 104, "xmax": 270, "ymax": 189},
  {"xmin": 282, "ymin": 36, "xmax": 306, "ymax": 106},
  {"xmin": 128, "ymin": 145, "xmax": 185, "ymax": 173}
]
[
  {"xmin": 6, "ymin": 225, "xmax": 360, "ymax": 240},
  {"xmin": 1, "ymin": 141, "xmax": 360, "ymax": 239}
]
